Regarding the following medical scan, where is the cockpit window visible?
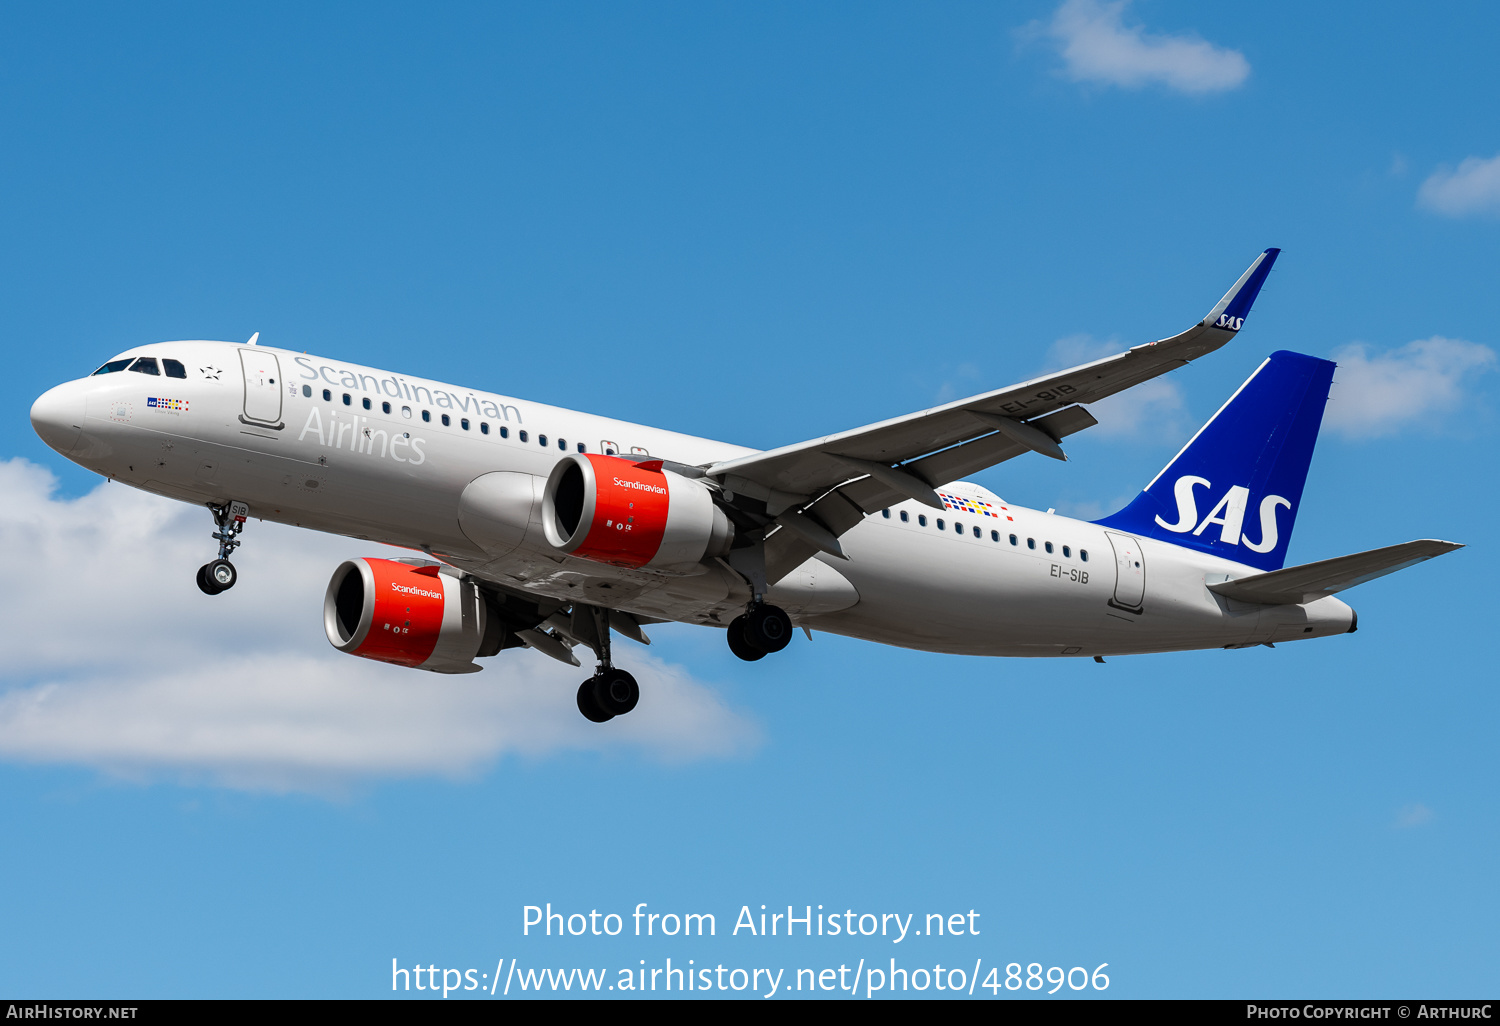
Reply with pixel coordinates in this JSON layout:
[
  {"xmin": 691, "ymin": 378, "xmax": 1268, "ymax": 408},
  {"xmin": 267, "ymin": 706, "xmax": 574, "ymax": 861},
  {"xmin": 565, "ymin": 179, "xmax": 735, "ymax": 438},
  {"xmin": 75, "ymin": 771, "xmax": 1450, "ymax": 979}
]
[
  {"xmin": 92, "ymin": 359, "xmax": 133, "ymax": 375},
  {"xmin": 128, "ymin": 357, "xmax": 160, "ymax": 375},
  {"xmin": 163, "ymin": 358, "xmax": 187, "ymax": 379}
]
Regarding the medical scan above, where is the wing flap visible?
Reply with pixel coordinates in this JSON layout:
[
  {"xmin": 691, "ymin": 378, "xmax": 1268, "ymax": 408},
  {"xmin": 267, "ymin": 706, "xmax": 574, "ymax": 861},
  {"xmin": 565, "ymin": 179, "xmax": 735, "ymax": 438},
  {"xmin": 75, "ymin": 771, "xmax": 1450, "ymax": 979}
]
[{"xmin": 1208, "ymin": 539, "xmax": 1463, "ymax": 605}]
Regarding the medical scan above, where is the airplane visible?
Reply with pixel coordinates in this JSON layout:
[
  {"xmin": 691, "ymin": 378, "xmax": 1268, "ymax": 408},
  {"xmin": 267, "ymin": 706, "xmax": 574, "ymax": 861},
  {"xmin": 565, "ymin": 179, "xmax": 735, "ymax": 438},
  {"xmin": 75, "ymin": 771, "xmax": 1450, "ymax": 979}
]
[{"xmin": 29, "ymin": 249, "xmax": 1462, "ymax": 722}]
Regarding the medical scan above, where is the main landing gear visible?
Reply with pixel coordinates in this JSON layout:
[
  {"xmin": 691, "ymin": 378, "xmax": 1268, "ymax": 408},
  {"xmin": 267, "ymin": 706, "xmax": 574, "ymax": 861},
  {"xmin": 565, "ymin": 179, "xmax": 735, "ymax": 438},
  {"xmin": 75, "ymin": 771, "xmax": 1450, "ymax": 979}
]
[
  {"xmin": 574, "ymin": 605, "xmax": 642, "ymax": 723},
  {"xmin": 577, "ymin": 667, "xmax": 640, "ymax": 723},
  {"xmin": 197, "ymin": 501, "xmax": 247, "ymax": 596},
  {"xmin": 726, "ymin": 603, "xmax": 793, "ymax": 661}
]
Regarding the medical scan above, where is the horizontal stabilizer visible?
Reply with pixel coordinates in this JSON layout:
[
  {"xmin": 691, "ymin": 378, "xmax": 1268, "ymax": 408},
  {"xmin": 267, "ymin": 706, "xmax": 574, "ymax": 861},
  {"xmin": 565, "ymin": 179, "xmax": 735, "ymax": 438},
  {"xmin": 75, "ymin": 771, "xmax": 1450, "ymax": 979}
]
[{"xmin": 1208, "ymin": 539, "xmax": 1463, "ymax": 606}]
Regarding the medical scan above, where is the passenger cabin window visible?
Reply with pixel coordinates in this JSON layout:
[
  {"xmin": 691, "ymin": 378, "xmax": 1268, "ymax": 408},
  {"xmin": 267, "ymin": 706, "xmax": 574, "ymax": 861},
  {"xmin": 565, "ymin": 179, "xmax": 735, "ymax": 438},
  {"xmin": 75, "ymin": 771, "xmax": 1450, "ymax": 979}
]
[
  {"xmin": 342, "ymin": 393, "xmax": 351, "ymax": 405},
  {"xmin": 973, "ymin": 526, "xmax": 981, "ymax": 538},
  {"xmin": 558, "ymin": 438, "xmax": 566, "ymax": 450},
  {"xmin": 900, "ymin": 511, "xmax": 909, "ymax": 523},
  {"xmin": 918, "ymin": 515, "xmax": 927, "ymax": 527},
  {"xmin": 323, "ymin": 389, "xmax": 332, "ymax": 401},
  {"xmin": 422, "ymin": 410, "xmax": 431, "ymax": 422},
  {"xmin": 163, "ymin": 359, "xmax": 187, "ymax": 379},
  {"xmin": 576, "ymin": 442, "xmax": 586, "ymax": 453},
  {"xmin": 1027, "ymin": 538, "xmax": 1036, "ymax": 550},
  {"xmin": 1063, "ymin": 545, "xmax": 1071, "ymax": 558},
  {"xmin": 500, "ymin": 426, "xmax": 509, "ymax": 438},
  {"xmin": 461, "ymin": 418, "xmax": 470, "ymax": 430},
  {"xmin": 129, "ymin": 357, "xmax": 159, "ymax": 375},
  {"xmin": 480, "ymin": 422, "xmax": 490, "ymax": 435},
  {"xmin": 302, "ymin": 385, "xmax": 312, "ymax": 397},
  {"xmin": 881, "ymin": 509, "xmax": 891, "ymax": 519},
  {"xmin": 362, "ymin": 397, "xmax": 371, "ymax": 410},
  {"xmin": 382, "ymin": 401, "xmax": 391, "ymax": 414},
  {"xmin": 401, "ymin": 406, "xmax": 411, "ymax": 418},
  {"xmin": 441, "ymin": 414, "xmax": 450, "ymax": 426},
  {"xmin": 936, "ymin": 519, "xmax": 945, "ymax": 530},
  {"xmin": 1045, "ymin": 541, "xmax": 1054, "ymax": 554},
  {"xmin": 92, "ymin": 359, "xmax": 133, "ymax": 375},
  {"xmin": 519, "ymin": 431, "xmax": 529, "ymax": 442},
  {"xmin": 991, "ymin": 530, "xmax": 999, "ymax": 542},
  {"xmin": 1009, "ymin": 534, "xmax": 1018, "ymax": 545},
  {"xmin": 1081, "ymin": 550, "xmax": 1089, "ymax": 562},
  {"xmin": 539, "ymin": 434, "xmax": 548, "ymax": 446}
]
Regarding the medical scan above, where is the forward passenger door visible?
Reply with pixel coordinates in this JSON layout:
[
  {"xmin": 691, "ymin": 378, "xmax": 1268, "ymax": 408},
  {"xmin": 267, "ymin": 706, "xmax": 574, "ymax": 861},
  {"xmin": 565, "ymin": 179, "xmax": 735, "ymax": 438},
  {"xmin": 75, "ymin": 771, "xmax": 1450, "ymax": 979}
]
[{"xmin": 239, "ymin": 349, "xmax": 284, "ymax": 428}]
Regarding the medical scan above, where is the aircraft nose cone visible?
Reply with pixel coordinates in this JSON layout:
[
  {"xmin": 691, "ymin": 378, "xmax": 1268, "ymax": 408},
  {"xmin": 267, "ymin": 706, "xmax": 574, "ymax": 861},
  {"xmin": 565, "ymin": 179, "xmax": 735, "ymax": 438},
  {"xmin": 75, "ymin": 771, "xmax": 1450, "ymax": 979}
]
[{"xmin": 30, "ymin": 383, "xmax": 86, "ymax": 455}]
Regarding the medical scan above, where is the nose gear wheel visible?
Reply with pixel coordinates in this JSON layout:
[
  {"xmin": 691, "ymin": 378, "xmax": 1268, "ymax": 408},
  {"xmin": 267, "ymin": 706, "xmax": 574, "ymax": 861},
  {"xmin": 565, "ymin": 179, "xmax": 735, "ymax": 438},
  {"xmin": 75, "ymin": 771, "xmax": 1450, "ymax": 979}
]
[{"xmin": 196, "ymin": 558, "xmax": 238, "ymax": 595}]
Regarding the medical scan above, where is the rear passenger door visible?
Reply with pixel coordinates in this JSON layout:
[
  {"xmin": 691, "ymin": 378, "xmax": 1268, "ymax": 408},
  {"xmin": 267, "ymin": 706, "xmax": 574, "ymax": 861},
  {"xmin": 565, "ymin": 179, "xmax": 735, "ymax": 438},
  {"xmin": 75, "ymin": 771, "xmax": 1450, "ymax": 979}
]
[{"xmin": 1105, "ymin": 531, "xmax": 1145, "ymax": 612}]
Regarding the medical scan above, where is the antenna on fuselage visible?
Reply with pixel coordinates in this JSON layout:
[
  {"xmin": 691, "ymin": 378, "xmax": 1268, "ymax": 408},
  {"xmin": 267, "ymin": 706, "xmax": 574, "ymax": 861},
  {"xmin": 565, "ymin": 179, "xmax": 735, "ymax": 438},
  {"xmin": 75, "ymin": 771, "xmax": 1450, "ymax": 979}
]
[{"xmin": 245, "ymin": 332, "xmax": 260, "ymax": 345}]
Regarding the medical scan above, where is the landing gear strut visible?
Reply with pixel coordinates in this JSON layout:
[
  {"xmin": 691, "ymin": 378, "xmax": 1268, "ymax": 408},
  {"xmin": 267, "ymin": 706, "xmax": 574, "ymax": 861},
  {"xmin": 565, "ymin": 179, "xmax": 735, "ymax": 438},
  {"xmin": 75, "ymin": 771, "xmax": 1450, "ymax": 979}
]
[
  {"xmin": 574, "ymin": 604, "xmax": 641, "ymax": 723},
  {"xmin": 197, "ymin": 501, "xmax": 247, "ymax": 596},
  {"xmin": 727, "ymin": 602, "xmax": 793, "ymax": 661}
]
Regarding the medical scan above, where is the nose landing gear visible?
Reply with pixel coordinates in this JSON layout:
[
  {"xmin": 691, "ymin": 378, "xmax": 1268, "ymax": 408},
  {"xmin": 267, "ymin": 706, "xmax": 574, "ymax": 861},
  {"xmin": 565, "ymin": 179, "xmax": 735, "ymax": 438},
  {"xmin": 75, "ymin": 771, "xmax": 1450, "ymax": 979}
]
[{"xmin": 197, "ymin": 501, "xmax": 248, "ymax": 595}]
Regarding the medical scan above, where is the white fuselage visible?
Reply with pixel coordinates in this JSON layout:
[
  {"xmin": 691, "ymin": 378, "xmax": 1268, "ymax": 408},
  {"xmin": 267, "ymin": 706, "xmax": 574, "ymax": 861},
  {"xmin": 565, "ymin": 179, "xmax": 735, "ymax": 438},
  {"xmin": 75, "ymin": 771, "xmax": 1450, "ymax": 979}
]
[{"xmin": 31, "ymin": 341, "xmax": 1355, "ymax": 659}]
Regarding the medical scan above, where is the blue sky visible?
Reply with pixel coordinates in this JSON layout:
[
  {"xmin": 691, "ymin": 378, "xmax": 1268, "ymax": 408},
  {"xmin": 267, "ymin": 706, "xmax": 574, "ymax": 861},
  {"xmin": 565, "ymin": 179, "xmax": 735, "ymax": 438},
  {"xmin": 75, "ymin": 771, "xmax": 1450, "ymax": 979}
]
[{"xmin": 1, "ymin": 1, "xmax": 1497, "ymax": 999}]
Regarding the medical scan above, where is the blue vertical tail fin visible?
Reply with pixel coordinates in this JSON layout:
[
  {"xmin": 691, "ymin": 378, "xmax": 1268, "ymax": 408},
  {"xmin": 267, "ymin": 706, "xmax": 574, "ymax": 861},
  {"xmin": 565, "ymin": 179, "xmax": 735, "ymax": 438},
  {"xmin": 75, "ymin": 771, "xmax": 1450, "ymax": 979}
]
[{"xmin": 1094, "ymin": 350, "xmax": 1336, "ymax": 571}]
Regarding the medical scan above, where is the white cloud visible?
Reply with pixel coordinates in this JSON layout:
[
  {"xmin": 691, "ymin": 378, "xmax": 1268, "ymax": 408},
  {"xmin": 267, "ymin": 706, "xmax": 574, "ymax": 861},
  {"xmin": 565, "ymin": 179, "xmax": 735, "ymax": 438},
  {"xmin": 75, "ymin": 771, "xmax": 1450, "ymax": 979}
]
[
  {"xmin": 1053, "ymin": 495, "xmax": 1134, "ymax": 521},
  {"xmin": 1026, "ymin": 0, "xmax": 1250, "ymax": 95},
  {"xmin": 1394, "ymin": 803, "xmax": 1435, "ymax": 829},
  {"xmin": 1325, "ymin": 337, "xmax": 1496, "ymax": 438},
  {"xmin": 1046, "ymin": 334, "xmax": 1188, "ymax": 440},
  {"xmin": 933, "ymin": 362, "xmax": 984, "ymax": 404},
  {"xmin": 0, "ymin": 653, "xmax": 753, "ymax": 793},
  {"xmin": 1417, "ymin": 154, "xmax": 1500, "ymax": 217},
  {"xmin": 0, "ymin": 460, "xmax": 760, "ymax": 792}
]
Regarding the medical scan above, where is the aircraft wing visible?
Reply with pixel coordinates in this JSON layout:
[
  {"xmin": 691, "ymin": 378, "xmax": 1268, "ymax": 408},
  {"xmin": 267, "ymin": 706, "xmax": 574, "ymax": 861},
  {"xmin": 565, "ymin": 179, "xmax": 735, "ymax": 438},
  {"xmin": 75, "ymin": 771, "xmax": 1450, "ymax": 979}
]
[
  {"xmin": 704, "ymin": 249, "xmax": 1281, "ymax": 580},
  {"xmin": 1208, "ymin": 539, "xmax": 1463, "ymax": 606}
]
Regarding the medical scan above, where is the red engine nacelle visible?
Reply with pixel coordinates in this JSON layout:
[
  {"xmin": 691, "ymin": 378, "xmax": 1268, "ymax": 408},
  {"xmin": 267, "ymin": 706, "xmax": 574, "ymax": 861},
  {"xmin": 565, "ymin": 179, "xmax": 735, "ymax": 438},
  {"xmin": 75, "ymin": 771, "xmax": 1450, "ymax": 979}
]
[
  {"xmin": 541, "ymin": 454, "xmax": 733, "ymax": 571},
  {"xmin": 323, "ymin": 558, "xmax": 488, "ymax": 673}
]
